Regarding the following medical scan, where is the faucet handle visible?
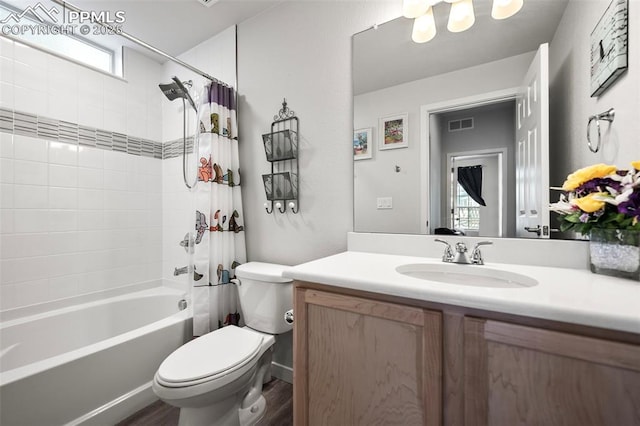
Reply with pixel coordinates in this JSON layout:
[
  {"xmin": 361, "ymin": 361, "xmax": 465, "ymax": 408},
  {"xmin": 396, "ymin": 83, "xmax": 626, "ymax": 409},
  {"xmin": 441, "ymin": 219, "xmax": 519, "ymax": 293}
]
[
  {"xmin": 471, "ymin": 241, "xmax": 493, "ymax": 265},
  {"xmin": 434, "ymin": 239, "xmax": 454, "ymax": 262}
]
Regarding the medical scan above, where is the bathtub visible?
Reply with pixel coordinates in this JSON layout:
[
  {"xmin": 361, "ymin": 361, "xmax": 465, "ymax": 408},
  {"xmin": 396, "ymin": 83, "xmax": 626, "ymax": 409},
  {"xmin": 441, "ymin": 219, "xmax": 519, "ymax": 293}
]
[{"xmin": 0, "ymin": 285, "xmax": 192, "ymax": 425}]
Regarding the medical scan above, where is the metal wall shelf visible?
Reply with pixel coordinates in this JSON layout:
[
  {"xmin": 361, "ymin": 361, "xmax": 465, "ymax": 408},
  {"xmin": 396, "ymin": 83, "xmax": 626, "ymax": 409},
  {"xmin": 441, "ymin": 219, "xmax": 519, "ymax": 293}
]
[{"xmin": 263, "ymin": 99, "xmax": 299, "ymax": 214}]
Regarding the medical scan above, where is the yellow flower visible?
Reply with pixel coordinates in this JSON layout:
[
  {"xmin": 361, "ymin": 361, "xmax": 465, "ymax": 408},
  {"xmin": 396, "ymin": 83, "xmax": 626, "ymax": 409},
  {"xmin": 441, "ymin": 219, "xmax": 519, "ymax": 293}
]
[
  {"xmin": 562, "ymin": 163, "xmax": 617, "ymax": 191},
  {"xmin": 632, "ymin": 160, "xmax": 640, "ymax": 171},
  {"xmin": 572, "ymin": 193, "xmax": 607, "ymax": 213}
]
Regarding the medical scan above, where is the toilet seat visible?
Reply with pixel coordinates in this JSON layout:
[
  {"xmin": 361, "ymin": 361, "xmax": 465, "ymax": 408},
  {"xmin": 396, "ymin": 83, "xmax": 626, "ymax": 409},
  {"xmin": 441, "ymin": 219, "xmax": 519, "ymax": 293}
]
[{"xmin": 156, "ymin": 326, "xmax": 264, "ymax": 388}]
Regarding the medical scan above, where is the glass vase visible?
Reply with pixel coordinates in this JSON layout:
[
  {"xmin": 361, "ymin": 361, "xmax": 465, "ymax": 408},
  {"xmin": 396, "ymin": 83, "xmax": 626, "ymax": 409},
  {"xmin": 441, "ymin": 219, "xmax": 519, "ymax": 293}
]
[{"xmin": 589, "ymin": 229, "xmax": 640, "ymax": 281}]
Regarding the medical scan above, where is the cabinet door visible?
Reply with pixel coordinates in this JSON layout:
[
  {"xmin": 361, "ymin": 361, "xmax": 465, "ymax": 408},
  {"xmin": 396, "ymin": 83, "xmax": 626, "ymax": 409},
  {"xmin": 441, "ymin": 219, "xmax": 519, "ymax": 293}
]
[
  {"xmin": 464, "ymin": 318, "xmax": 640, "ymax": 426},
  {"xmin": 294, "ymin": 288, "xmax": 442, "ymax": 426}
]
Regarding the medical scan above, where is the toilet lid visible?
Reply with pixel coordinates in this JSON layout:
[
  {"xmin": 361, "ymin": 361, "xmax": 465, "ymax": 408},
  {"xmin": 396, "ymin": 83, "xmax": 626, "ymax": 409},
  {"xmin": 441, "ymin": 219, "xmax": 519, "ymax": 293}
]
[{"xmin": 157, "ymin": 326, "xmax": 264, "ymax": 384}]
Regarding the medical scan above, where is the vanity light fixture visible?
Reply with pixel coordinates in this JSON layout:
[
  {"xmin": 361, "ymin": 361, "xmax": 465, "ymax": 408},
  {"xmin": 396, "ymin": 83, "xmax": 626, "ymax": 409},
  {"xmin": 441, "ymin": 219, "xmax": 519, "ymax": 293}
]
[
  {"xmin": 407, "ymin": 0, "xmax": 524, "ymax": 43},
  {"xmin": 491, "ymin": 0, "xmax": 524, "ymax": 20},
  {"xmin": 412, "ymin": 6, "xmax": 437, "ymax": 43}
]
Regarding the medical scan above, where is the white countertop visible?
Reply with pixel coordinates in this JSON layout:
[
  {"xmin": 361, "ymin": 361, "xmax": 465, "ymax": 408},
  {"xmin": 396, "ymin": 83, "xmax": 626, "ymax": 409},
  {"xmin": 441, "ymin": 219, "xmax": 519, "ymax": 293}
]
[{"xmin": 283, "ymin": 251, "xmax": 640, "ymax": 335}]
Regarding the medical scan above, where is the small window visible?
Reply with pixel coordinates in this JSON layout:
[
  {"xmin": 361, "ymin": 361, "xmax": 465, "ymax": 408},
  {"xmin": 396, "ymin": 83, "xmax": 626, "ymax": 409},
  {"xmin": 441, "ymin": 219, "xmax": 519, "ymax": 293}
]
[{"xmin": 0, "ymin": 1, "xmax": 118, "ymax": 74}]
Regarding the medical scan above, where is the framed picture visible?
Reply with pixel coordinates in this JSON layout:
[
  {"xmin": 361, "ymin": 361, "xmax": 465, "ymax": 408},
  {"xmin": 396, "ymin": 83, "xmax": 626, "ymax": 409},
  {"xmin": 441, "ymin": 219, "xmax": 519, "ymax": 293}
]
[
  {"xmin": 590, "ymin": 0, "xmax": 628, "ymax": 97},
  {"xmin": 353, "ymin": 127, "xmax": 373, "ymax": 160},
  {"xmin": 379, "ymin": 113, "xmax": 408, "ymax": 150}
]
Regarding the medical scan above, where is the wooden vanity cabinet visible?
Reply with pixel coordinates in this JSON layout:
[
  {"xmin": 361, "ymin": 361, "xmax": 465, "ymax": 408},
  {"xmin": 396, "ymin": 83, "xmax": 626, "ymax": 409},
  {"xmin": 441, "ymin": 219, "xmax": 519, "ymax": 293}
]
[
  {"xmin": 293, "ymin": 286, "xmax": 442, "ymax": 426},
  {"xmin": 463, "ymin": 318, "xmax": 640, "ymax": 426},
  {"xmin": 294, "ymin": 282, "xmax": 640, "ymax": 426}
]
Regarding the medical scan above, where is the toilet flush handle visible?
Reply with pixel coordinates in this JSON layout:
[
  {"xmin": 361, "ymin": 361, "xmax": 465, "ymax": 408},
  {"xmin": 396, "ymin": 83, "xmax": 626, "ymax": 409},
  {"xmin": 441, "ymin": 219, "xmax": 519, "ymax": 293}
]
[{"xmin": 284, "ymin": 309, "xmax": 294, "ymax": 325}]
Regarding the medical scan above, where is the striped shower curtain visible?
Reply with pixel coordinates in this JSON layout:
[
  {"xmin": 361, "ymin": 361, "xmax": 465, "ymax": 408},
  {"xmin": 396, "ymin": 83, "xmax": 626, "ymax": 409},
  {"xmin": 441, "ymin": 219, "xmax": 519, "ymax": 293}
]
[{"xmin": 191, "ymin": 82, "xmax": 246, "ymax": 336}]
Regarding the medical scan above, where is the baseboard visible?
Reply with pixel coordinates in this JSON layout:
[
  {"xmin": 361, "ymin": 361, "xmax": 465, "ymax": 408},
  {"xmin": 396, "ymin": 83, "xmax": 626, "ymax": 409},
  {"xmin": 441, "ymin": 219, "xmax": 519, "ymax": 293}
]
[
  {"xmin": 270, "ymin": 361, "xmax": 293, "ymax": 384},
  {"xmin": 68, "ymin": 381, "xmax": 157, "ymax": 426}
]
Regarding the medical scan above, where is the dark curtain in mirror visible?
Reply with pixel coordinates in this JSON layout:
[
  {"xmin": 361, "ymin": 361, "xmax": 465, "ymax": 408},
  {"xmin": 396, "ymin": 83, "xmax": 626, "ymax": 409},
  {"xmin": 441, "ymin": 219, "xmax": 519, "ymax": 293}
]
[{"xmin": 458, "ymin": 165, "xmax": 486, "ymax": 206}]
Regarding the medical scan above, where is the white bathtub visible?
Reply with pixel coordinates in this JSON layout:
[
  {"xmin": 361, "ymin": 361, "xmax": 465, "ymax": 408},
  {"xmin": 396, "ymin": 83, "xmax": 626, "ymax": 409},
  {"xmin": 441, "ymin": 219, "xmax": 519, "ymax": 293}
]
[{"xmin": 0, "ymin": 285, "xmax": 192, "ymax": 425}]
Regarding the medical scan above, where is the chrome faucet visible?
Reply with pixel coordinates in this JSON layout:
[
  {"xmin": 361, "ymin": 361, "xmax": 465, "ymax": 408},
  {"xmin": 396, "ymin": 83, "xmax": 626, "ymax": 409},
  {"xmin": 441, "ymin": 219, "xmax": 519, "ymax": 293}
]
[{"xmin": 435, "ymin": 240, "xmax": 492, "ymax": 265}]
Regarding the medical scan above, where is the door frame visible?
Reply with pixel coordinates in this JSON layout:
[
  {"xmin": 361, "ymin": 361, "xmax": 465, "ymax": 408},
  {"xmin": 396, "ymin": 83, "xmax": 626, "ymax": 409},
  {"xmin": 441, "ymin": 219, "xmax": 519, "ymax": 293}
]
[
  {"xmin": 419, "ymin": 87, "xmax": 519, "ymax": 234},
  {"xmin": 447, "ymin": 149, "xmax": 507, "ymax": 237}
]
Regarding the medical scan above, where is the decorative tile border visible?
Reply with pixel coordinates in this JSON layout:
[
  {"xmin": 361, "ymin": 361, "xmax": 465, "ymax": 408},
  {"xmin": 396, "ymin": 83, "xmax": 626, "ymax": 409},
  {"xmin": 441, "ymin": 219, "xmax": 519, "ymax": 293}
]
[{"xmin": 0, "ymin": 107, "xmax": 184, "ymax": 159}]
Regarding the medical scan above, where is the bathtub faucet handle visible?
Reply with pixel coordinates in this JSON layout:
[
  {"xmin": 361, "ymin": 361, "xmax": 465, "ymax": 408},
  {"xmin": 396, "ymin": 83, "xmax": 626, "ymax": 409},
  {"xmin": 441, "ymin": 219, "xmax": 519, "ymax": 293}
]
[{"xmin": 174, "ymin": 266, "xmax": 189, "ymax": 276}]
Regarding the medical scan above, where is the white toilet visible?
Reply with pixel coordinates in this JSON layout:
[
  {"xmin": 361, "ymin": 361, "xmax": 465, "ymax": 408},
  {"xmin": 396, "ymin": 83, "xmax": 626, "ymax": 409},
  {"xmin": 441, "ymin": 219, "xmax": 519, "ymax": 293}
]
[{"xmin": 152, "ymin": 262, "xmax": 293, "ymax": 426}]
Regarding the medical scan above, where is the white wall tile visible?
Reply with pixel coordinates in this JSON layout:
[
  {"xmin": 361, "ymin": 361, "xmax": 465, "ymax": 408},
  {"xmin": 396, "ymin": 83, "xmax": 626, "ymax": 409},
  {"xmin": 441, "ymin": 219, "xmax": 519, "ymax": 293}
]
[
  {"xmin": 49, "ymin": 275, "xmax": 79, "ymax": 300},
  {"xmin": 0, "ymin": 37, "xmax": 14, "ymax": 59},
  {"xmin": 78, "ymin": 146, "xmax": 103, "ymax": 169},
  {"xmin": 14, "ymin": 135, "xmax": 48, "ymax": 162},
  {"xmin": 103, "ymin": 150, "xmax": 128, "ymax": 171},
  {"xmin": 0, "ymin": 209, "xmax": 14, "ymax": 233},
  {"xmin": 14, "ymin": 160, "xmax": 47, "ymax": 185},
  {"xmin": 1, "ymin": 233, "xmax": 50, "ymax": 259},
  {"xmin": 13, "ymin": 43, "xmax": 47, "ymax": 69},
  {"xmin": 0, "ymin": 158, "xmax": 13, "ymax": 183},
  {"xmin": 78, "ymin": 101, "xmax": 104, "ymax": 129},
  {"xmin": 48, "ymin": 142, "xmax": 78, "ymax": 166},
  {"xmin": 48, "ymin": 232, "xmax": 78, "ymax": 255},
  {"xmin": 0, "ymin": 57, "xmax": 13, "ymax": 84},
  {"xmin": 49, "ymin": 187, "xmax": 78, "ymax": 209},
  {"xmin": 0, "ymin": 284, "xmax": 19, "ymax": 310},
  {"xmin": 49, "ymin": 164, "xmax": 78, "ymax": 187},
  {"xmin": 1, "ymin": 257, "xmax": 49, "ymax": 284},
  {"xmin": 17, "ymin": 279, "xmax": 51, "ymax": 306},
  {"xmin": 78, "ymin": 188, "xmax": 104, "ymax": 210},
  {"xmin": 48, "ymin": 209, "xmax": 77, "ymax": 232},
  {"xmin": 0, "ymin": 82, "xmax": 14, "ymax": 108},
  {"xmin": 103, "ymin": 170, "xmax": 127, "ymax": 191},
  {"xmin": 48, "ymin": 253, "xmax": 81, "ymax": 278},
  {"xmin": 0, "ymin": 133, "xmax": 13, "ymax": 158},
  {"xmin": 77, "ymin": 230, "xmax": 107, "ymax": 251},
  {"xmin": 14, "ymin": 184, "xmax": 48, "ymax": 208},
  {"xmin": 48, "ymin": 90, "xmax": 79, "ymax": 124},
  {"xmin": 14, "ymin": 86, "xmax": 48, "ymax": 117},
  {"xmin": 13, "ymin": 61, "xmax": 46, "ymax": 91},
  {"xmin": 78, "ymin": 210, "xmax": 104, "ymax": 230},
  {"xmin": 78, "ymin": 167, "xmax": 103, "ymax": 189},
  {"xmin": 14, "ymin": 209, "xmax": 48, "ymax": 233},
  {"xmin": 0, "ymin": 183, "xmax": 13, "ymax": 208}
]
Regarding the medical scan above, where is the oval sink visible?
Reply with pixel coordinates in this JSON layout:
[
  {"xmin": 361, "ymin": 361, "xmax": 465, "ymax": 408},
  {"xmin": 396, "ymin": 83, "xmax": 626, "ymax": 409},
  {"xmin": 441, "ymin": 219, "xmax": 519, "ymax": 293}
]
[{"xmin": 396, "ymin": 263, "xmax": 538, "ymax": 288}]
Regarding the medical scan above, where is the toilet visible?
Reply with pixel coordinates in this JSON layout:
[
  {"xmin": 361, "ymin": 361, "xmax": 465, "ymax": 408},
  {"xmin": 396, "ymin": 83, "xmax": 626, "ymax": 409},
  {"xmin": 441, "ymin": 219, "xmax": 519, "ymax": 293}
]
[{"xmin": 152, "ymin": 262, "xmax": 293, "ymax": 426}]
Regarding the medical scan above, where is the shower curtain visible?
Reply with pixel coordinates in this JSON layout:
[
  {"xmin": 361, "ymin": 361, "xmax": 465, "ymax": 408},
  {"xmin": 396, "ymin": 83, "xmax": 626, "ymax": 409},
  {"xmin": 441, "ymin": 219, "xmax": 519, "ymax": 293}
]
[{"xmin": 191, "ymin": 82, "xmax": 246, "ymax": 336}]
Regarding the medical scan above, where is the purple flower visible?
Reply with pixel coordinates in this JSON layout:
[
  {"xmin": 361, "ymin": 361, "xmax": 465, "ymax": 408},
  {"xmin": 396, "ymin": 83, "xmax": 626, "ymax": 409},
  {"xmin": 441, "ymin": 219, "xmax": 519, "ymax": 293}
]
[
  {"xmin": 618, "ymin": 191, "xmax": 640, "ymax": 218},
  {"xmin": 576, "ymin": 177, "xmax": 622, "ymax": 194},
  {"xmin": 579, "ymin": 213, "xmax": 590, "ymax": 223}
]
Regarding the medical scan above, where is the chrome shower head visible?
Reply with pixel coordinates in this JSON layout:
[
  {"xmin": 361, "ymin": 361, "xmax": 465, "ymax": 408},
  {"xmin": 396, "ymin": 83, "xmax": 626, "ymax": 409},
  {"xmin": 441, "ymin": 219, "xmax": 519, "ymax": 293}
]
[{"xmin": 159, "ymin": 77, "xmax": 196, "ymax": 111}]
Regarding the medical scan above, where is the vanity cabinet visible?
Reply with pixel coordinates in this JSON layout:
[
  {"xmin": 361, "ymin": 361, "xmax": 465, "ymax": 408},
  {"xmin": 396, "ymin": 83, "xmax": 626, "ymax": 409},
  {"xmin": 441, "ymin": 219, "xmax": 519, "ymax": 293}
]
[
  {"xmin": 463, "ymin": 318, "xmax": 640, "ymax": 426},
  {"xmin": 293, "ymin": 287, "xmax": 442, "ymax": 426},
  {"xmin": 293, "ymin": 282, "xmax": 640, "ymax": 426}
]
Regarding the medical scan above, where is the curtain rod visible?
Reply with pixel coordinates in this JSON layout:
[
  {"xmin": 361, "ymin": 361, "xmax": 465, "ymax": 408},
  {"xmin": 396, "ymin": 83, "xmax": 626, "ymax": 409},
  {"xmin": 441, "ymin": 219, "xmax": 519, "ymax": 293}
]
[{"xmin": 49, "ymin": 0, "xmax": 229, "ymax": 87}]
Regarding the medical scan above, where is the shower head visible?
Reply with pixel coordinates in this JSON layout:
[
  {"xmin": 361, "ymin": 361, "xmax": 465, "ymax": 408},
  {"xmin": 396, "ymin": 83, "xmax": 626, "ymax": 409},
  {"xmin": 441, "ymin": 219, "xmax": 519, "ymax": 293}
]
[{"xmin": 159, "ymin": 77, "xmax": 197, "ymax": 111}]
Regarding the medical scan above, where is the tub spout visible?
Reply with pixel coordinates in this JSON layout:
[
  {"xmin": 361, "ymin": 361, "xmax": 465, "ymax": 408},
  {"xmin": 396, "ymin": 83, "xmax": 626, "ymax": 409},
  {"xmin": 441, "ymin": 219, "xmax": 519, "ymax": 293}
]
[{"xmin": 174, "ymin": 266, "xmax": 189, "ymax": 276}]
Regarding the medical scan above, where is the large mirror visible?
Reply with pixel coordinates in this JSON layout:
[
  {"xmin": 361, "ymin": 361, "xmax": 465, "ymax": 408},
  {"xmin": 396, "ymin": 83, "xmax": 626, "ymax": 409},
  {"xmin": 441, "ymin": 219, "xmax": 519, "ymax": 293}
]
[{"xmin": 353, "ymin": 0, "xmax": 631, "ymax": 239}]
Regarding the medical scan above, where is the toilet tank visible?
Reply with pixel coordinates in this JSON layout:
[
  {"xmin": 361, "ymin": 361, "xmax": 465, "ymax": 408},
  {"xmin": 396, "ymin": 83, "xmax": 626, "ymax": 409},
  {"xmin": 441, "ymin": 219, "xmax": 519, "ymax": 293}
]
[{"xmin": 235, "ymin": 262, "xmax": 293, "ymax": 334}]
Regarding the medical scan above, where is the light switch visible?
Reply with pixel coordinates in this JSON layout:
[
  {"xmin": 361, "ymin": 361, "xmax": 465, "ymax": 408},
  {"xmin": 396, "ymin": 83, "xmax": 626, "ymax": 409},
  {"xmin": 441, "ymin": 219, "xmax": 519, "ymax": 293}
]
[{"xmin": 376, "ymin": 197, "xmax": 393, "ymax": 209}]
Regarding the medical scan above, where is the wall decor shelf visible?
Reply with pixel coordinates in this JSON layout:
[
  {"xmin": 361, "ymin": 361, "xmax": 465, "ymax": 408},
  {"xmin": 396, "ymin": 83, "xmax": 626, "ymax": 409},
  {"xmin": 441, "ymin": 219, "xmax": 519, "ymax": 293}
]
[{"xmin": 263, "ymin": 99, "xmax": 300, "ymax": 214}]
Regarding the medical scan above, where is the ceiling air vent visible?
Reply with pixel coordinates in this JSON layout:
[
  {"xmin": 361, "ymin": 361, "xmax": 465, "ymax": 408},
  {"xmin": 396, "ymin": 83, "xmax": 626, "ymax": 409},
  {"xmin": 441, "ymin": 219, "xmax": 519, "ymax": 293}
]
[
  {"xmin": 197, "ymin": 0, "xmax": 219, "ymax": 7},
  {"xmin": 448, "ymin": 117, "xmax": 474, "ymax": 132}
]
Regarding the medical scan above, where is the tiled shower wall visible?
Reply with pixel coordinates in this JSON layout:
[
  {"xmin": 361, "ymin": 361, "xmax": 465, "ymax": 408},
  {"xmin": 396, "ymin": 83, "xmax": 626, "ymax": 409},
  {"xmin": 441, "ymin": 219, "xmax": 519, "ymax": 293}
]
[
  {"xmin": 0, "ymin": 36, "xmax": 165, "ymax": 310},
  {"xmin": 0, "ymin": 26, "xmax": 237, "ymax": 311}
]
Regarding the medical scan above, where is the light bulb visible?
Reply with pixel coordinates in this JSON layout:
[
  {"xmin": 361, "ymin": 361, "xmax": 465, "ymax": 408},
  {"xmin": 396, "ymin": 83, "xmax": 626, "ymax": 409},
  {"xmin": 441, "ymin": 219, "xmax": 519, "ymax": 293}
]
[
  {"xmin": 275, "ymin": 202, "xmax": 282, "ymax": 210},
  {"xmin": 491, "ymin": 0, "xmax": 523, "ymax": 20},
  {"xmin": 288, "ymin": 202, "xmax": 295, "ymax": 209},
  {"xmin": 447, "ymin": 0, "xmax": 475, "ymax": 32},
  {"xmin": 403, "ymin": 0, "xmax": 429, "ymax": 19},
  {"xmin": 412, "ymin": 7, "xmax": 437, "ymax": 43},
  {"xmin": 263, "ymin": 202, "xmax": 269, "ymax": 209}
]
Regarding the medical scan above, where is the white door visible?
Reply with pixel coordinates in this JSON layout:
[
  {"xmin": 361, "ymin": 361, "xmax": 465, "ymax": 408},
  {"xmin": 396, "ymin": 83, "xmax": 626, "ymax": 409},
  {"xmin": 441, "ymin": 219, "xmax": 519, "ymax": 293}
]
[{"xmin": 515, "ymin": 43, "xmax": 550, "ymax": 238}]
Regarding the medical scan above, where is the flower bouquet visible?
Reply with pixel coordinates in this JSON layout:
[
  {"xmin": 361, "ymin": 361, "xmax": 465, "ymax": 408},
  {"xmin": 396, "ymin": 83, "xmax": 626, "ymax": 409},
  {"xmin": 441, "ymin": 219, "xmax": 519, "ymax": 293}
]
[{"xmin": 551, "ymin": 161, "xmax": 640, "ymax": 279}]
